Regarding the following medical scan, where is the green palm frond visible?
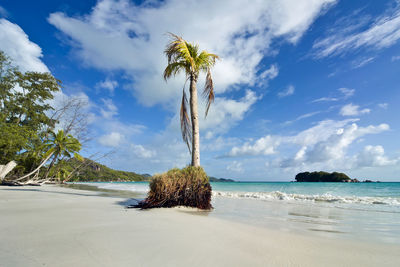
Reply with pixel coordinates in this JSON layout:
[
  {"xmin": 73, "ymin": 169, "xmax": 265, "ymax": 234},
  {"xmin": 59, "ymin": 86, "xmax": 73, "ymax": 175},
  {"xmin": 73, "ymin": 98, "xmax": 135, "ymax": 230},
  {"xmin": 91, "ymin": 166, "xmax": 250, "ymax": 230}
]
[
  {"xmin": 163, "ymin": 61, "xmax": 189, "ymax": 80},
  {"xmin": 164, "ymin": 33, "xmax": 219, "ymax": 151}
]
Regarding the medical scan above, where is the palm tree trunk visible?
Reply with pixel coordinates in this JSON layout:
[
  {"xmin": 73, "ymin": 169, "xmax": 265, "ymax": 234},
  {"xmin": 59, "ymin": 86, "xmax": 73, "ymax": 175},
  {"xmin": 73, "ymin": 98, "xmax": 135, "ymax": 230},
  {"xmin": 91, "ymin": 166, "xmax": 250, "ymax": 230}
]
[
  {"xmin": 44, "ymin": 154, "xmax": 57, "ymax": 180},
  {"xmin": 15, "ymin": 151, "xmax": 54, "ymax": 181},
  {"xmin": 189, "ymin": 76, "xmax": 200, "ymax": 167}
]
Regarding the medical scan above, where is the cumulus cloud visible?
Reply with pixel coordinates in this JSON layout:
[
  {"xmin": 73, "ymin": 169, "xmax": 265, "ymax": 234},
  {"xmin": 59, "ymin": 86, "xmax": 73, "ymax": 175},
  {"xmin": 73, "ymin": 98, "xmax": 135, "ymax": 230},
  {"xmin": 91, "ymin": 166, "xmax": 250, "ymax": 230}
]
[
  {"xmin": 131, "ymin": 144, "xmax": 156, "ymax": 158},
  {"xmin": 100, "ymin": 98, "xmax": 118, "ymax": 119},
  {"xmin": 227, "ymin": 119, "xmax": 391, "ymax": 170},
  {"xmin": 258, "ymin": 64, "xmax": 279, "ymax": 86},
  {"xmin": 278, "ymin": 85, "xmax": 295, "ymax": 98},
  {"xmin": 226, "ymin": 161, "xmax": 244, "ymax": 173},
  {"xmin": 98, "ymin": 132, "xmax": 124, "ymax": 147},
  {"xmin": 0, "ymin": 19, "xmax": 48, "ymax": 72},
  {"xmin": 355, "ymin": 145, "xmax": 398, "ymax": 167},
  {"xmin": 96, "ymin": 78, "xmax": 118, "ymax": 94},
  {"xmin": 228, "ymin": 135, "xmax": 279, "ymax": 157},
  {"xmin": 339, "ymin": 103, "xmax": 370, "ymax": 116},
  {"xmin": 313, "ymin": 4, "xmax": 400, "ymax": 57},
  {"xmin": 48, "ymin": 0, "xmax": 336, "ymax": 106},
  {"xmin": 338, "ymin": 87, "xmax": 355, "ymax": 98}
]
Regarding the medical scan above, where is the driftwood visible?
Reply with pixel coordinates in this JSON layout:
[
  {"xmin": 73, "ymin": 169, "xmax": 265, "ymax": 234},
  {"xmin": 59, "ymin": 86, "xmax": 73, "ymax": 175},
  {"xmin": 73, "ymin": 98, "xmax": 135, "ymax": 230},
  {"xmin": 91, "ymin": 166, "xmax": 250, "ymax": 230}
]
[
  {"xmin": 15, "ymin": 152, "xmax": 54, "ymax": 182},
  {"xmin": 0, "ymin": 161, "xmax": 17, "ymax": 180}
]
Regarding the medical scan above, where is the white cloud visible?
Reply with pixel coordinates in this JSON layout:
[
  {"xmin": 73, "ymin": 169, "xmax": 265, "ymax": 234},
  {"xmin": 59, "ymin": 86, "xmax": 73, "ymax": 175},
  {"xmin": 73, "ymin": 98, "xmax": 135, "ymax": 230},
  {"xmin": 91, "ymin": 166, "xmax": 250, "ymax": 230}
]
[
  {"xmin": 378, "ymin": 103, "xmax": 389, "ymax": 109},
  {"xmin": 352, "ymin": 57, "xmax": 375, "ymax": 69},
  {"xmin": 278, "ymin": 85, "xmax": 295, "ymax": 98},
  {"xmin": 312, "ymin": 97, "xmax": 339, "ymax": 103},
  {"xmin": 227, "ymin": 119, "xmax": 390, "ymax": 167},
  {"xmin": 168, "ymin": 90, "xmax": 259, "ymax": 139},
  {"xmin": 98, "ymin": 132, "xmax": 124, "ymax": 147},
  {"xmin": 283, "ymin": 111, "xmax": 321, "ymax": 125},
  {"xmin": 391, "ymin": 55, "xmax": 400, "ymax": 61},
  {"xmin": 338, "ymin": 87, "xmax": 355, "ymax": 98},
  {"xmin": 340, "ymin": 103, "xmax": 370, "ymax": 116},
  {"xmin": 96, "ymin": 78, "xmax": 118, "ymax": 94},
  {"xmin": 228, "ymin": 135, "xmax": 279, "ymax": 157},
  {"xmin": 312, "ymin": 87, "xmax": 354, "ymax": 103},
  {"xmin": 313, "ymin": 5, "xmax": 400, "ymax": 57},
  {"xmin": 226, "ymin": 161, "xmax": 244, "ymax": 173},
  {"xmin": 355, "ymin": 145, "xmax": 398, "ymax": 167},
  {"xmin": 48, "ymin": 0, "xmax": 336, "ymax": 106},
  {"xmin": 258, "ymin": 64, "xmax": 279, "ymax": 86},
  {"xmin": 200, "ymin": 90, "xmax": 259, "ymax": 134},
  {"xmin": 299, "ymin": 123, "xmax": 389, "ymax": 165},
  {"xmin": 131, "ymin": 144, "xmax": 156, "ymax": 158},
  {"xmin": 0, "ymin": 19, "xmax": 48, "ymax": 72},
  {"xmin": 100, "ymin": 98, "xmax": 118, "ymax": 119}
]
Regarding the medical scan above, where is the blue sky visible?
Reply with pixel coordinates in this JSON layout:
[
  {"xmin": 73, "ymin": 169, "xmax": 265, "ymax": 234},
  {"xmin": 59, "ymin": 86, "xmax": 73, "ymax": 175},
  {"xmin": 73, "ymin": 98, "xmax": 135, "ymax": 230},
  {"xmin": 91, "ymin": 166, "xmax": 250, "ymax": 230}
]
[{"xmin": 1, "ymin": 0, "xmax": 400, "ymax": 181}]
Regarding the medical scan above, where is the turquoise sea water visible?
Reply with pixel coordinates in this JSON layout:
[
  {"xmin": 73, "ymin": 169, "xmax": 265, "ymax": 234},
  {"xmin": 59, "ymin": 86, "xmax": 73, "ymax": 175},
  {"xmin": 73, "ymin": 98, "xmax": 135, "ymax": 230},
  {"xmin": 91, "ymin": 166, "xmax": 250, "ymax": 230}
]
[{"xmin": 74, "ymin": 181, "xmax": 400, "ymax": 244}]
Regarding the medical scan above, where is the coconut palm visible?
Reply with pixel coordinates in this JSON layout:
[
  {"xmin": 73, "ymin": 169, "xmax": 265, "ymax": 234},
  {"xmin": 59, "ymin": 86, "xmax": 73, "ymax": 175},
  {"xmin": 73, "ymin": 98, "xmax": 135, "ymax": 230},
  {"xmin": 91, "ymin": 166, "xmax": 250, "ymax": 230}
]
[
  {"xmin": 43, "ymin": 130, "xmax": 83, "ymax": 180},
  {"xmin": 163, "ymin": 33, "xmax": 219, "ymax": 166}
]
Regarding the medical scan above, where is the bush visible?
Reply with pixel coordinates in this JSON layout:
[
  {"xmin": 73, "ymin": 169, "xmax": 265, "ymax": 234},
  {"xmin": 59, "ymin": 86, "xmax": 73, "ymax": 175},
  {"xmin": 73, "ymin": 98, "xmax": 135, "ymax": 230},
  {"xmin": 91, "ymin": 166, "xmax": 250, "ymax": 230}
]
[{"xmin": 134, "ymin": 166, "xmax": 212, "ymax": 210}]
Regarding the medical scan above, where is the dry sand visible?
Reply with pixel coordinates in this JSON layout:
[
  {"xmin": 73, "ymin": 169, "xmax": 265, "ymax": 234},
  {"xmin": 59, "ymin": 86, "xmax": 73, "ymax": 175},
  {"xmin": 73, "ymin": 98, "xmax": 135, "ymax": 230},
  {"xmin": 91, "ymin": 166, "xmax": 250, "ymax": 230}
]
[{"xmin": 0, "ymin": 185, "xmax": 399, "ymax": 267}]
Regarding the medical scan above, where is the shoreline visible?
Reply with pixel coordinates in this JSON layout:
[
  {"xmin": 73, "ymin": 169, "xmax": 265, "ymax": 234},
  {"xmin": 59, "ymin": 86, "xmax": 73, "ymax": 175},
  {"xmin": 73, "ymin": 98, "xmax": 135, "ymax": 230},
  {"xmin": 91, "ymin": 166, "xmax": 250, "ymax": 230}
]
[
  {"xmin": 1, "ymin": 185, "xmax": 399, "ymax": 266},
  {"xmin": 66, "ymin": 182, "xmax": 400, "ymax": 245}
]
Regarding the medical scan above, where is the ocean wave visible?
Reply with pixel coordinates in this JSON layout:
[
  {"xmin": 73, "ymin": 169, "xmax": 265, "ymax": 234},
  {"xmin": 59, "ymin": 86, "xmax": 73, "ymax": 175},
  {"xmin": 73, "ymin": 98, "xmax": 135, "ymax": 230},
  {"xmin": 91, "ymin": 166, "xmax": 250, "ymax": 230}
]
[{"xmin": 212, "ymin": 191, "xmax": 400, "ymax": 206}]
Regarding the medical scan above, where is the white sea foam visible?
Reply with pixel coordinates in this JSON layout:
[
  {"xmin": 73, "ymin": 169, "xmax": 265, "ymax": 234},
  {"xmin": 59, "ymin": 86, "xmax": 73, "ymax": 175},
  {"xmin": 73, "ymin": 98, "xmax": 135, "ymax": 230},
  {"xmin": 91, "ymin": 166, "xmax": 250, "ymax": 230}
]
[
  {"xmin": 76, "ymin": 182, "xmax": 400, "ymax": 207},
  {"xmin": 212, "ymin": 191, "xmax": 400, "ymax": 206}
]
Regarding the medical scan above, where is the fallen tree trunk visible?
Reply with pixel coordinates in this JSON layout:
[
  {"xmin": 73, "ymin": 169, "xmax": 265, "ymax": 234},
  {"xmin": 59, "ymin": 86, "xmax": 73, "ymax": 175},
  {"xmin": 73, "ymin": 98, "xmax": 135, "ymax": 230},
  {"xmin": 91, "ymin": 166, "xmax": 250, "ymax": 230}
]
[
  {"xmin": 0, "ymin": 161, "xmax": 17, "ymax": 180},
  {"xmin": 14, "ymin": 152, "xmax": 54, "ymax": 182}
]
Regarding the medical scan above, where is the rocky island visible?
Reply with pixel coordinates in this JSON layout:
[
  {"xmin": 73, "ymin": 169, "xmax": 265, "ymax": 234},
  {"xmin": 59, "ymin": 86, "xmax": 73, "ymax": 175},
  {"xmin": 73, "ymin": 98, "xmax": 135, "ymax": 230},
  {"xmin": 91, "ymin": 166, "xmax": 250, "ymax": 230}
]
[{"xmin": 295, "ymin": 171, "xmax": 360, "ymax": 182}]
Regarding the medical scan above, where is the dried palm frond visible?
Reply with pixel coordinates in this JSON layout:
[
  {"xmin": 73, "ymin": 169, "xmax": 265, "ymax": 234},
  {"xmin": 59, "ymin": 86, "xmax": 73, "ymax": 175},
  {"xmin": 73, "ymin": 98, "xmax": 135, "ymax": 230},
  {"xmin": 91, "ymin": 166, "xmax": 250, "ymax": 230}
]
[
  {"xmin": 203, "ymin": 69, "xmax": 215, "ymax": 117},
  {"xmin": 180, "ymin": 87, "xmax": 192, "ymax": 152}
]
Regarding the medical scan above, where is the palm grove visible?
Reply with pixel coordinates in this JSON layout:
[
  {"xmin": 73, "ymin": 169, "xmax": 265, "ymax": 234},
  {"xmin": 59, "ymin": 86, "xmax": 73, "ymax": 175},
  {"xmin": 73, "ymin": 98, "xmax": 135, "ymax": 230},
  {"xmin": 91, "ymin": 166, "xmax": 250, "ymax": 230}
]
[{"xmin": 0, "ymin": 51, "xmax": 83, "ymax": 184}]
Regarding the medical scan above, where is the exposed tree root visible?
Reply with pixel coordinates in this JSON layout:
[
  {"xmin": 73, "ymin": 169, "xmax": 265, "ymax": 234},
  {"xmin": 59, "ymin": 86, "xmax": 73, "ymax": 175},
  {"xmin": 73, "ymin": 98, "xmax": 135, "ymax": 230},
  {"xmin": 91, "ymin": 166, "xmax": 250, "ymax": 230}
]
[{"xmin": 130, "ymin": 166, "xmax": 212, "ymax": 210}]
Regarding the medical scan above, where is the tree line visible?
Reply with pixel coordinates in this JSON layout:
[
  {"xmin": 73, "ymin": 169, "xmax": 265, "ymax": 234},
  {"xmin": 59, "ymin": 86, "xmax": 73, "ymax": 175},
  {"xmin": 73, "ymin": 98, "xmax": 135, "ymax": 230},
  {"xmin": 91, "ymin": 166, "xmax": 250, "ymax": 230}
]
[{"xmin": 0, "ymin": 50, "xmax": 87, "ymax": 184}]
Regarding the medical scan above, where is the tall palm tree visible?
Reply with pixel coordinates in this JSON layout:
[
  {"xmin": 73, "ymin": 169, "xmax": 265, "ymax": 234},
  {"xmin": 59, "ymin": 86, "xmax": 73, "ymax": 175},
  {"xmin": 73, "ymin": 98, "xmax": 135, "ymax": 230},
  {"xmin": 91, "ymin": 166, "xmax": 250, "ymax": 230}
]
[
  {"xmin": 164, "ymin": 33, "xmax": 219, "ymax": 167},
  {"xmin": 43, "ymin": 130, "xmax": 82, "ymax": 180}
]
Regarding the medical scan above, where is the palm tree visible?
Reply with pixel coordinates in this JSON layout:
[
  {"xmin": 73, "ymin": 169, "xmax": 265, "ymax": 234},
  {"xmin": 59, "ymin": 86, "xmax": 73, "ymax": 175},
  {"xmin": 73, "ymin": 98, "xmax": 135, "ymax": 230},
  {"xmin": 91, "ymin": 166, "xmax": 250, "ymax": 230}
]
[
  {"xmin": 164, "ymin": 33, "xmax": 219, "ymax": 166},
  {"xmin": 43, "ymin": 130, "xmax": 82, "ymax": 180}
]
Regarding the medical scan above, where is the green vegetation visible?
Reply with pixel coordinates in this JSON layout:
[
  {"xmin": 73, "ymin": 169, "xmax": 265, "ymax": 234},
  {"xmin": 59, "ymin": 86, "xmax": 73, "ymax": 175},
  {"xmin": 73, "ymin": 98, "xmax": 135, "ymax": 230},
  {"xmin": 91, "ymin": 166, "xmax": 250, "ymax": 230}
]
[
  {"xmin": 0, "ymin": 50, "xmax": 85, "ymax": 184},
  {"xmin": 134, "ymin": 166, "xmax": 212, "ymax": 209},
  {"xmin": 295, "ymin": 171, "xmax": 353, "ymax": 182},
  {"xmin": 62, "ymin": 158, "xmax": 149, "ymax": 182},
  {"xmin": 209, "ymin": 176, "xmax": 235, "ymax": 182}
]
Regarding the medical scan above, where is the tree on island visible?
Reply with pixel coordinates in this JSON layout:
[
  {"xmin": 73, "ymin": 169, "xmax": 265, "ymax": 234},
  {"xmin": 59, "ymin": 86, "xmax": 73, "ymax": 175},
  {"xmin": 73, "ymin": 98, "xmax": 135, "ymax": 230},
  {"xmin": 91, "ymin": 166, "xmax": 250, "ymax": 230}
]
[
  {"xmin": 295, "ymin": 171, "xmax": 353, "ymax": 182},
  {"xmin": 133, "ymin": 33, "xmax": 219, "ymax": 209}
]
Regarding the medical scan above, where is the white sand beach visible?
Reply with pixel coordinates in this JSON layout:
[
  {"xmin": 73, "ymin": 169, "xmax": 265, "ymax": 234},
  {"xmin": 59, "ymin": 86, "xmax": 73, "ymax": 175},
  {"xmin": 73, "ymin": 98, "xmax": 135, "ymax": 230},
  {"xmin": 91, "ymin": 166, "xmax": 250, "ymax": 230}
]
[{"xmin": 0, "ymin": 185, "xmax": 399, "ymax": 267}]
